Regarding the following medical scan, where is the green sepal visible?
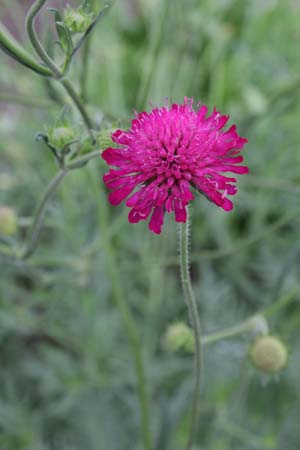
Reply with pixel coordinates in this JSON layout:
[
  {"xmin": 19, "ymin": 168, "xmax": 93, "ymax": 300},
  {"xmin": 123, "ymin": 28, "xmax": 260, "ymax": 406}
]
[
  {"xmin": 48, "ymin": 8, "xmax": 74, "ymax": 56},
  {"xmin": 56, "ymin": 22, "xmax": 74, "ymax": 55},
  {"xmin": 35, "ymin": 132, "xmax": 61, "ymax": 161}
]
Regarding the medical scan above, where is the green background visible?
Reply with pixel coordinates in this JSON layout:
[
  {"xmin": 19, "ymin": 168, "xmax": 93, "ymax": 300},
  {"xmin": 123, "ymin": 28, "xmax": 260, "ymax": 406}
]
[{"xmin": 1, "ymin": 0, "xmax": 300, "ymax": 449}]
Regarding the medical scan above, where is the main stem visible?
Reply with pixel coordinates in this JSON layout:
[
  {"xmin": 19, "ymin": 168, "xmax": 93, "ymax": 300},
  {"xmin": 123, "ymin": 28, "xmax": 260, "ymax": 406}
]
[{"xmin": 179, "ymin": 210, "xmax": 202, "ymax": 450}]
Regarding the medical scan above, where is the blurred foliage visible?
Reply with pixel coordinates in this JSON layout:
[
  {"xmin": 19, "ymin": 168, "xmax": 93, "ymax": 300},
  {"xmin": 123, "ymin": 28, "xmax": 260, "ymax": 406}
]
[{"xmin": 1, "ymin": 0, "xmax": 300, "ymax": 449}]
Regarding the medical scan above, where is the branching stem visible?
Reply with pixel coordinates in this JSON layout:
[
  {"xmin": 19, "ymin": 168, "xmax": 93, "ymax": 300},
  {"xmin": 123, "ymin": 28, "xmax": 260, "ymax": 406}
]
[{"xmin": 25, "ymin": 0, "xmax": 95, "ymax": 140}]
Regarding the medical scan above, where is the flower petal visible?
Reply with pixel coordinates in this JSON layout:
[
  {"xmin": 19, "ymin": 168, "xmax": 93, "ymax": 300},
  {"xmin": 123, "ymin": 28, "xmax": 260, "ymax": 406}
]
[{"xmin": 148, "ymin": 206, "xmax": 164, "ymax": 234}]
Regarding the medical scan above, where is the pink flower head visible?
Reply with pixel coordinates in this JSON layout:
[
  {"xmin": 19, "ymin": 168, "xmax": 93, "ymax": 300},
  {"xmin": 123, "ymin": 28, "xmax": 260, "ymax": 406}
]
[{"xmin": 102, "ymin": 98, "xmax": 248, "ymax": 234}]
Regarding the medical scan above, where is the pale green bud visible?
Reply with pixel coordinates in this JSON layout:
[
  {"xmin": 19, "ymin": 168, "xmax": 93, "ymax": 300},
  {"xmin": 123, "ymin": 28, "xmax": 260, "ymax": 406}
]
[
  {"xmin": 50, "ymin": 127, "xmax": 75, "ymax": 148},
  {"xmin": 64, "ymin": 7, "xmax": 93, "ymax": 34},
  {"xmin": 165, "ymin": 322, "xmax": 194, "ymax": 353},
  {"xmin": 250, "ymin": 335, "xmax": 288, "ymax": 373},
  {"xmin": 0, "ymin": 206, "xmax": 17, "ymax": 236}
]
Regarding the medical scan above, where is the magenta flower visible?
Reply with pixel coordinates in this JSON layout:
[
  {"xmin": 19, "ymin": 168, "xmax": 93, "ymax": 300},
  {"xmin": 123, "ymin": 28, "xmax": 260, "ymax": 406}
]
[{"xmin": 102, "ymin": 98, "xmax": 248, "ymax": 234}]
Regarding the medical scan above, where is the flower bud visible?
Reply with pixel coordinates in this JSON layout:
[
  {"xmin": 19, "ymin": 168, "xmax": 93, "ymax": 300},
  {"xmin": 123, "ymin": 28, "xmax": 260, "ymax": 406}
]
[
  {"xmin": 0, "ymin": 206, "xmax": 17, "ymax": 236},
  {"xmin": 250, "ymin": 335, "xmax": 288, "ymax": 373},
  {"xmin": 64, "ymin": 7, "xmax": 93, "ymax": 34},
  {"xmin": 164, "ymin": 322, "xmax": 194, "ymax": 353},
  {"xmin": 50, "ymin": 126, "xmax": 75, "ymax": 149}
]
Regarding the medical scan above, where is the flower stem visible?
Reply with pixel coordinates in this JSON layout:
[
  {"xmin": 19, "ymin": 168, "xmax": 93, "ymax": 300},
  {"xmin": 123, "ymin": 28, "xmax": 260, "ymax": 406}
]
[
  {"xmin": 25, "ymin": 0, "xmax": 95, "ymax": 141},
  {"xmin": 179, "ymin": 210, "xmax": 203, "ymax": 450},
  {"xmin": 67, "ymin": 150, "xmax": 101, "ymax": 170},
  {"xmin": 203, "ymin": 315, "xmax": 268, "ymax": 345}
]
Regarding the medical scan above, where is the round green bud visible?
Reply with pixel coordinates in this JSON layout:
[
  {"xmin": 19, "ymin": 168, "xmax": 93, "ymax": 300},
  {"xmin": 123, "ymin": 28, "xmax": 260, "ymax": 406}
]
[
  {"xmin": 50, "ymin": 127, "xmax": 75, "ymax": 148},
  {"xmin": 0, "ymin": 206, "xmax": 17, "ymax": 236},
  {"xmin": 64, "ymin": 8, "xmax": 93, "ymax": 34},
  {"xmin": 165, "ymin": 322, "xmax": 194, "ymax": 353},
  {"xmin": 250, "ymin": 335, "xmax": 288, "ymax": 373}
]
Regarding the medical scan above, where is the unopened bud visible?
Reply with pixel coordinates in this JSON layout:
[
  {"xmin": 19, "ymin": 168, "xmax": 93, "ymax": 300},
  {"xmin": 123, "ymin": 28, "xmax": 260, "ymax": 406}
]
[
  {"xmin": 64, "ymin": 7, "xmax": 93, "ymax": 33},
  {"xmin": 50, "ymin": 127, "xmax": 75, "ymax": 148},
  {"xmin": 0, "ymin": 206, "xmax": 17, "ymax": 236},
  {"xmin": 165, "ymin": 322, "xmax": 194, "ymax": 353},
  {"xmin": 250, "ymin": 335, "xmax": 288, "ymax": 373}
]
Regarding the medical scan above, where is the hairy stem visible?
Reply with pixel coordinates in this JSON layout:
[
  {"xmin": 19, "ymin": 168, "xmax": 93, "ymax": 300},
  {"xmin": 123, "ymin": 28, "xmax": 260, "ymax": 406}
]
[{"xmin": 179, "ymin": 210, "xmax": 202, "ymax": 450}]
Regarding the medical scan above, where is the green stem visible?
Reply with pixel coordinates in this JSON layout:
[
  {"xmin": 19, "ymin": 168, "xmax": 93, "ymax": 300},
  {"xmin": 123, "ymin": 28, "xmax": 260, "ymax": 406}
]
[
  {"xmin": 67, "ymin": 150, "xmax": 100, "ymax": 170},
  {"xmin": 0, "ymin": 22, "xmax": 52, "ymax": 77},
  {"xmin": 179, "ymin": 210, "xmax": 202, "ymax": 450},
  {"xmin": 202, "ymin": 286, "xmax": 300, "ymax": 345},
  {"xmin": 21, "ymin": 169, "xmax": 68, "ymax": 260},
  {"xmin": 25, "ymin": 0, "xmax": 61, "ymax": 78},
  {"xmin": 25, "ymin": 0, "xmax": 95, "ymax": 140},
  {"xmin": 203, "ymin": 322, "xmax": 252, "ymax": 345},
  {"xmin": 61, "ymin": 78, "xmax": 95, "ymax": 140},
  {"xmin": 96, "ymin": 182, "xmax": 153, "ymax": 450},
  {"xmin": 203, "ymin": 316, "xmax": 267, "ymax": 345},
  {"xmin": 80, "ymin": 35, "xmax": 92, "ymax": 103}
]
